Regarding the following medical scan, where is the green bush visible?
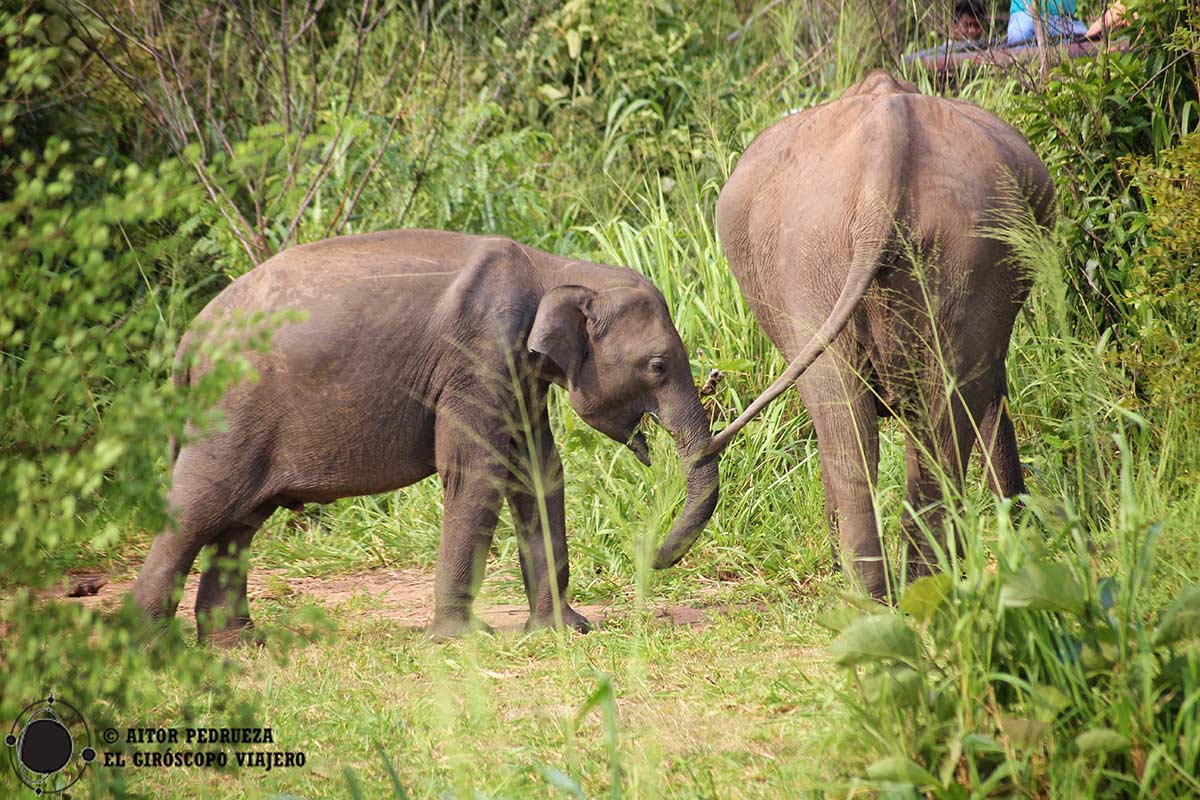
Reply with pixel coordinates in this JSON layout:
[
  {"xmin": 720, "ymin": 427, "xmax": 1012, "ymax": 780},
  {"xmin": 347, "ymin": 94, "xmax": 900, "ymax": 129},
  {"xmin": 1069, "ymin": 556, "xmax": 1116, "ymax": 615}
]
[
  {"xmin": 825, "ymin": 446, "xmax": 1200, "ymax": 797},
  {"xmin": 0, "ymin": 139, "xmax": 219, "ymax": 578},
  {"xmin": 0, "ymin": 10, "xmax": 214, "ymax": 581},
  {"xmin": 1, "ymin": 13, "xmax": 263, "ymax": 798},
  {"xmin": 1120, "ymin": 133, "xmax": 1200, "ymax": 424},
  {"xmin": 1005, "ymin": 0, "xmax": 1199, "ymax": 334},
  {"xmin": 0, "ymin": 595, "xmax": 261, "ymax": 797}
]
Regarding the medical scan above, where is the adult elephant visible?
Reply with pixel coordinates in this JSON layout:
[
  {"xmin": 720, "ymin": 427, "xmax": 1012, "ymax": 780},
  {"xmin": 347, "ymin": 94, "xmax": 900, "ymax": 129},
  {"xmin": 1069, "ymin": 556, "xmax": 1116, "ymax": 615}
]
[
  {"xmin": 131, "ymin": 230, "xmax": 719, "ymax": 642},
  {"xmin": 657, "ymin": 71, "xmax": 1052, "ymax": 599}
]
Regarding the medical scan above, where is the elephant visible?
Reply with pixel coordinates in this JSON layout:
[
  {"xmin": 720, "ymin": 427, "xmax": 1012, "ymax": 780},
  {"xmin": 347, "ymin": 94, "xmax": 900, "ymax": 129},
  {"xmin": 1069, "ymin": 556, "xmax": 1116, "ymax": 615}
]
[
  {"xmin": 663, "ymin": 71, "xmax": 1053, "ymax": 599},
  {"xmin": 130, "ymin": 229, "xmax": 719, "ymax": 642}
]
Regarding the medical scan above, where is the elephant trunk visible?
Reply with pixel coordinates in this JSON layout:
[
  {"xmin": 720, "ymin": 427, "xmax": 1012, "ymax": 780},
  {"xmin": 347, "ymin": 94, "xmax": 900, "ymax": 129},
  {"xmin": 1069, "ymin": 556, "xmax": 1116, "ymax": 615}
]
[{"xmin": 653, "ymin": 390, "xmax": 720, "ymax": 569}]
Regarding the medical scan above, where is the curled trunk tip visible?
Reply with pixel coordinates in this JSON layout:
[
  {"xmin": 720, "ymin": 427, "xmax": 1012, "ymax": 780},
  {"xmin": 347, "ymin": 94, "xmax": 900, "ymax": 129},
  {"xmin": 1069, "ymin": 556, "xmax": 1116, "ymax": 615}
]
[{"xmin": 652, "ymin": 450, "xmax": 720, "ymax": 569}]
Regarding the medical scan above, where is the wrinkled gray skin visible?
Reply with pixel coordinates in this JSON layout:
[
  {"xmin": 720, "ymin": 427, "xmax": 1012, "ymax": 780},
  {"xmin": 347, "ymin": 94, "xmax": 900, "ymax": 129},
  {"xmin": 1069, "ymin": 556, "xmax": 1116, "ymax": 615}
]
[
  {"xmin": 130, "ymin": 230, "xmax": 718, "ymax": 643},
  {"xmin": 694, "ymin": 71, "xmax": 1053, "ymax": 599}
]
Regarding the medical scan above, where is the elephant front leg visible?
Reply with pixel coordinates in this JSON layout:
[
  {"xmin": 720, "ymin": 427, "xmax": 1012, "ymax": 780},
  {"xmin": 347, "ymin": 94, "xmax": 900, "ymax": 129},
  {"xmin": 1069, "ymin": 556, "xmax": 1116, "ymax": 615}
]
[
  {"xmin": 506, "ymin": 442, "xmax": 591, "ymax": 633},
  {"xmin": 429, "ymin": 424, "xmax": 505, "ymax": 640}
]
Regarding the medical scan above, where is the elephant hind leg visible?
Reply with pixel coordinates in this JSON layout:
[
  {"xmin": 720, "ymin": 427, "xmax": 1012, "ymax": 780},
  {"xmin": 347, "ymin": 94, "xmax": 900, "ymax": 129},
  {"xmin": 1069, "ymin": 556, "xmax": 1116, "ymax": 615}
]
[
  {"xmin": 978, "ymin": 379, "xmax": 1026, "ymax": 498},
  {"xmin": 900, "ymin": 381, "xmax": 989, "ymax": 582},
  {"xmin": 194, "ymin": 500, "xmax": 277, "ymax": 647},
  {"xmin": 129, "ymin": 445, "xmax": 271, "ymax": 627},
  {"xmin": 129, "ymin": 525, "xmax": 205, "ymax": 623},
  {"xmin": 799, "ymin": 360, "xmax": 888, "ymax": 601}
]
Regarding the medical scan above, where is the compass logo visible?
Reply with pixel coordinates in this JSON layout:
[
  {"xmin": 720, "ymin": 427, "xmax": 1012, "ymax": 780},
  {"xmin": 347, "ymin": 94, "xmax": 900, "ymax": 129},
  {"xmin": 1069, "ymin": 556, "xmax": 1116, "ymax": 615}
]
[{"xmin": 5, "ymin": 695, "xmax": 95, "ymax": 795}]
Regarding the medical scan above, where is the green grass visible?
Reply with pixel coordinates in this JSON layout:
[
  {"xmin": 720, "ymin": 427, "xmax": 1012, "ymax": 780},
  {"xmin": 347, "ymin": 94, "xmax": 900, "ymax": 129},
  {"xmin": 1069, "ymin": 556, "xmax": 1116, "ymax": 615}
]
[{"xmin": 122, "ymin": 586, "xmax": 845, "ymax": 798}]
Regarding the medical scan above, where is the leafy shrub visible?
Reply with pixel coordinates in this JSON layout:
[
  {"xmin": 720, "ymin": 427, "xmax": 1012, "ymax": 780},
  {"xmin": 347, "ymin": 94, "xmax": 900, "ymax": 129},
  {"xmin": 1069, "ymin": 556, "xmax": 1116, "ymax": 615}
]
[
  {"xmin": 1005, "ymin": 0, "xmax": 1199, "ymax": 334},
  {"xmin": 1, "ymin": 10, "xmax": 211, "ymax": 579},
  {"xmin": 1120, "ymin": 133, "xmax": 1200, "ymax": 424},
  {"xmin": 0, "ymin": 596, "xmax": 260, "ymax": 797},
  {"xmin": 825, "ymin": 445, "xmax": 1200, "ymax": 797},
  {"xmin": 1, "ymin": 13, "xmax": 262, "ymax": 798},
  {"xmin": 510, "ymin": 0, "xmax": 714, "ymax": 166}
]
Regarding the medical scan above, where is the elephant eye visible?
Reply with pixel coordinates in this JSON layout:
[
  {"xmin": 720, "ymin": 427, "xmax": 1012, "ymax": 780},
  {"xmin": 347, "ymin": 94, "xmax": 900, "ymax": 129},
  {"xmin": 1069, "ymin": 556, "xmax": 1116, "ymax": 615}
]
[{"xmin": 648, "ymin": 357, "xmax": 667, "ymax": 376}]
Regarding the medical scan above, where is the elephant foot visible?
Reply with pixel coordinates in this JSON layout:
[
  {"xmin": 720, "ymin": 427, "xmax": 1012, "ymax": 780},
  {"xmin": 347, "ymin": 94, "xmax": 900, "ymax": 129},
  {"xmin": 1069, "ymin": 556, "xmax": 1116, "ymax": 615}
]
[
  {"xmin": 905, "ymin": 559, "xmax": 938, "ymax": 584},
  {"xmin": 128, "ymin": 578, "xmax": 184, "ymax": 625},
  {"xmin": 525, "ymin": 605, "xmax": 592, "ymax": 634},
  {"xmin": 847, "ymin": 559, "xmax": 893, "ymax": 606},
  {"xmin": 427, "ymin": 613, "xmax": 494, "ymax": 641},
  {"xmin": 199, "ymin": 619, "xmax": 263, "ymax": 649}
]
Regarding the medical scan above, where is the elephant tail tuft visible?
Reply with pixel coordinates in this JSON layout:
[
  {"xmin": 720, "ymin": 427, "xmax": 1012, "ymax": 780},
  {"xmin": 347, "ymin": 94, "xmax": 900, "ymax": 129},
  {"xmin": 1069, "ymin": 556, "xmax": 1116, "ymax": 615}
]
[{"xmin": 168, "ymin": 334, "xmax": 194, "ymax": 466}]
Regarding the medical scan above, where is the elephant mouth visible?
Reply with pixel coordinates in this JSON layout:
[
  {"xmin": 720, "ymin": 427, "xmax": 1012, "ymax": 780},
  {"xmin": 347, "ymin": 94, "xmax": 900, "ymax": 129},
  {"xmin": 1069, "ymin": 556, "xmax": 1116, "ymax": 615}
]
[{"xmin": 626, "ymin": 430, "xmax": 651, "ymax": 466}]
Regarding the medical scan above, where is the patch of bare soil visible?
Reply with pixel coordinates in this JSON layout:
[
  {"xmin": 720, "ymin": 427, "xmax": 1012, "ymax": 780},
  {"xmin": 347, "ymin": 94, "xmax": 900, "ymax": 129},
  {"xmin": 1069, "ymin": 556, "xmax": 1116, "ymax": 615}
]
[{"xmin": 57, "ymin": 568, "xmax": 720, "ymax": 632}]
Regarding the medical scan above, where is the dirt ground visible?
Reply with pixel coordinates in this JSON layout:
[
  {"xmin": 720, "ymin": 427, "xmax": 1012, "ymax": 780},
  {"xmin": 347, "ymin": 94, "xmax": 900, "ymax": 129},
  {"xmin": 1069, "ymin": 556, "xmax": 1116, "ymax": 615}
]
[{"xmin": 56, "ymin": 568, "xmax": 715, "ymax": 631}]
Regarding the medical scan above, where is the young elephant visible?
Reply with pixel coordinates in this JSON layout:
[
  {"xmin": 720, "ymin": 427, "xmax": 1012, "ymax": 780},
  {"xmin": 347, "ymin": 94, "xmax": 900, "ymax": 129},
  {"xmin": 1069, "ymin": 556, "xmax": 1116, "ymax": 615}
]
[
  {"xmin": 131, "ymin": 230, "xmax": 719, "ymax": 642},
  {"xmin": 671, "ymin": 71, "xmax": 1053, "ymax": 599}
]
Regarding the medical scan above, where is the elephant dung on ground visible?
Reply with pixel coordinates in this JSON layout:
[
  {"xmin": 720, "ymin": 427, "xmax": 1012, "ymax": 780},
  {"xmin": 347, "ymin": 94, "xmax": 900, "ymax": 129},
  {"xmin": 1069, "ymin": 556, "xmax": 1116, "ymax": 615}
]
[
  {"xmin": 672, "ymin": 71, "xmax": 1053, "ymax": 599},
  {"xmin": 131, "ymin": 230, "xmax": 719, "ymax": 642}
]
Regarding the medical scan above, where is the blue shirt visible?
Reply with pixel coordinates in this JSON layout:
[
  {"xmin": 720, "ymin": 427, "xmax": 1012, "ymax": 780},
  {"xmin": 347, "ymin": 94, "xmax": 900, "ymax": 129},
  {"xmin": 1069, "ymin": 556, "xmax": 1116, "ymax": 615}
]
[{"xmin": 1010, "ymin": 0, "xmax": 1076, "ymax": 15}]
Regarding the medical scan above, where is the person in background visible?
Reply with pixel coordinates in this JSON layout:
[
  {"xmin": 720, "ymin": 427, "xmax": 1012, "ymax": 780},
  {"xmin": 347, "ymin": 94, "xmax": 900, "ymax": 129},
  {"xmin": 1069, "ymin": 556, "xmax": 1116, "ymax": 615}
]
[
  {"xmin": 953, "ymin": 0, "xmax": 988, "ymax": 41},
  {"xmin": 1085, "ymin": 1, "xmax": 1131, "ymax": 38},
  {"xmin": 1007, "ymin": 0, "xmax": 1087, "ymax": 45},
  {"xmin": 902, "ymin": 0, "xmax": 993, "ymax": 64}
]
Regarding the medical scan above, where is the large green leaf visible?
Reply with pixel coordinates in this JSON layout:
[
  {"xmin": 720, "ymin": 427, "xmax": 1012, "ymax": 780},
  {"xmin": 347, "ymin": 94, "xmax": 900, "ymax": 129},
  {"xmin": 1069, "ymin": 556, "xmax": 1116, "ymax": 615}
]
[
  {"xmin": 961, "ymin": 733, "xmax": 1004, "ymax": 754},
  {"xmin": 998, "ymin": 561, "xmax": 1086, "ymax": 616},
  {"xmin": 828, "ymin": 587, "xmax": 890, "ymax": 613},
  {"xmin": 830, "ymin": 614, "xmax": 921, "ymax": 666},
  {"xmin": 1029, "ymin": 684, "xmax": 1070, "ymax": 719},
  {"xmin": 865, "ymin": 755, "xmax": 939, "ymax": 787},
  {"xmin": 1000, "ymin": 716, "xmax": 1049, "ymax": 751},
  {"xmin": 1153, "ymin": 586, "xmax": 1200, "ymax": 646},
  {"xmin": 900, "ymin": 574, "xmax": 952, "ymax": 625},
  {"xmin": 1075, "ymin": 728, "xmax": 1131, "ymax": 755},
  {"xmin": 862, "ymin": 664, "xmax": 924, "ymax": 708},
  {"xmin": 713, "ymin": 357, "xmax": 756, "ymax": 372},
  {"xmin": 816, "ymin": 604, "xmax": 863, "ymax": 633},
  {"xmin": 1081, "ymin": 642, "xmax": 1117, "ymax": 673}
]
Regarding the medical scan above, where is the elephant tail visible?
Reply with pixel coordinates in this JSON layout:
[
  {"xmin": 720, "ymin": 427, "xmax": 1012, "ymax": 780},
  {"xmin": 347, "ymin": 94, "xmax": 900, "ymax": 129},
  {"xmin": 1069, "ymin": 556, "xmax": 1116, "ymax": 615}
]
[
  {"xmin": 168, "ymin": 334, "xmax": 193, "ymax": 466},
  {"xmin": 704, "ymin": 206, "xmax": 893, "ymax": 456}
]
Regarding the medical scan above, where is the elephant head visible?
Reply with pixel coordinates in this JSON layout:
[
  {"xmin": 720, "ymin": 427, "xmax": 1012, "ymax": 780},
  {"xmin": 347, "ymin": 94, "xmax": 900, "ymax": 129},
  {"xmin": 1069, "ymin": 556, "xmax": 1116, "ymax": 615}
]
[{"xmin": 528, "ymin": 284, "xmax": 719, "ymax": 568}]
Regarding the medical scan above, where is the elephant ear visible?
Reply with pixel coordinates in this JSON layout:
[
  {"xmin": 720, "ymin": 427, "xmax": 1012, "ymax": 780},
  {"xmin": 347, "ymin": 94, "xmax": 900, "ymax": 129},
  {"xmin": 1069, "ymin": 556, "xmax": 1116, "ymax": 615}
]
[{"xmin": 528, "ymin": 285, "xmax": 596, "ymax": 383}]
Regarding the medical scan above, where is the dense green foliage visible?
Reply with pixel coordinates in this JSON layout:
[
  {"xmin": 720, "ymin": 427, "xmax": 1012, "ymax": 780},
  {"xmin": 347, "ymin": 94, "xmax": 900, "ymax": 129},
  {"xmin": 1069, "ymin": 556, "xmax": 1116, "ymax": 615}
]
[
  {"xmin": 2, "ymin": 0, "xmax": 1199, "ymax": 797},
  {"xmin": 0, "ymin": 10, "xmax": 267, "ymax": 796},
  {"xmin": 1121, "ymin": 131, "xmax": 1200, "ymax": 423}
]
